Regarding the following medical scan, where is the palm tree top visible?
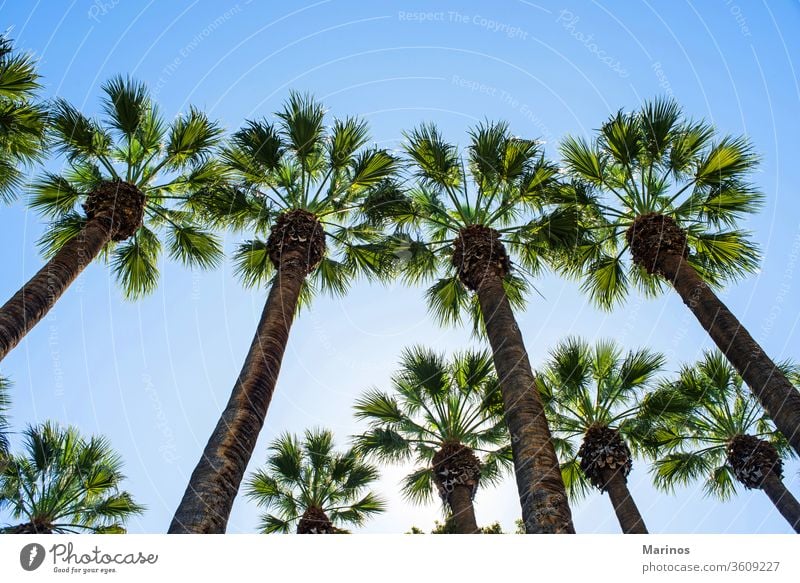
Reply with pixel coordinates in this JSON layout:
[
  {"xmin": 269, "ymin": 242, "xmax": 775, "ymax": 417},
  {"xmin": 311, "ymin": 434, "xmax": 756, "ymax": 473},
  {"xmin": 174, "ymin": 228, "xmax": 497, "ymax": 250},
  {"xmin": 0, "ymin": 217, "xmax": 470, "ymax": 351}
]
[
  {"xmin": 27, "ymin": 75, "xmax": 226, "ymax": 298},
  {"xmin": 651, "ymin": 350, "xmax": 795, "ymax": 499},
  {"xmin": 386, "ymin": 121, "xmax": 581, "ymax": 331},
  {"xmin": 197, "ymin": 91, "xmax": 400, "ymax": 303},
  {"xmin": 403, "ymin": 121, "xmax": 558, "ymax": 228},
  {"xmin": 537, "ymin": 337, "xmax": 666, "ymax": 499},
  {"xmin": 353, "ymin": 346, "xmax": 510, "ymax": 505},
  {"xmin": 0, "ymin": 421, "xmax": 144, "ymax": 533},
  {"xmin": 245, "ymin": 428, "xmax": 385, "ymax": 534},
  {"xmin": 558, "ymin": 97, "xmax": 762, "ymax": 308},
  {"xmin": 0, "ymin": 35, "xmax": 48, "ymax": 203},
  {"xmin": 46, "ymin": 76, "xmax": 223, "ymax": 187},
  {"xmin": 539, "ymin": 337, "xmax": 666, "ymax": 429}
]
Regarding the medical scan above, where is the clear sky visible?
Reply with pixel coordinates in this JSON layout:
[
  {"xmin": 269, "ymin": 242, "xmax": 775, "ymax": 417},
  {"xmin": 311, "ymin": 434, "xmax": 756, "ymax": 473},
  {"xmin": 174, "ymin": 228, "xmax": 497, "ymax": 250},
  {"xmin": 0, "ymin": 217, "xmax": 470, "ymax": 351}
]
[{"xmin": 1, "ymin": 0, "xmax": 799, "ymax": 534}]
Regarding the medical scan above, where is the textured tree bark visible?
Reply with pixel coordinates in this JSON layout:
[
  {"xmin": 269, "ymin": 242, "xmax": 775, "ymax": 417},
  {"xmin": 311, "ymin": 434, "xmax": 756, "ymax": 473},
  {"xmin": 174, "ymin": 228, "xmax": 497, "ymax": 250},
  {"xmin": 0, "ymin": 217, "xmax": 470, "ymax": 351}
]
[
  {"xmin": 8, "ymin": 521, "xmax": 53, "ymax": 534},
  {"xmin": 603, "ymin": 469, "xmax": 647, "ymax": 534},
  {"xmin": 475, "ymin": 274, "xmax": 574, "ymax": 534},
  {"xmin": 169, "ymin": 260, "xmax": 306, "ymax": 533},
  {"xmin": 296, "ymin": 506, "xmax": 336, "ymax": 534},
  {"xmin": 761, "ymin": 472, "xmax": 800, "ymax": 533},
  {"xmin": 448, "ymin": 485, "xmax": 480, "ymax": 534},
  {"xmin": 660, "ymin": 253, "xmax": 800, "ymax": 458},
  {"xmin": 0, "ymin": 219, "xmax": 112, "ymax": 362}
]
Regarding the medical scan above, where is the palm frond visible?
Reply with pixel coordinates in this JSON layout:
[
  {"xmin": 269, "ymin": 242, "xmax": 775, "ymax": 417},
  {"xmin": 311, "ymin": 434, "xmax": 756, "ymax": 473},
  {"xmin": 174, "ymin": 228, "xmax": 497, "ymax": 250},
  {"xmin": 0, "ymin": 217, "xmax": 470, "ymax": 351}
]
[
  {"xmin": 111, "ymin": 226, "xmax": 161, "ymax": 299},
  {"xmin": 166, "ymin": 222, "xmax": 223, "ymax": 268},
  {"xmin": 232, "ymin": 239, "xmax": 274, "ymax": 288}
]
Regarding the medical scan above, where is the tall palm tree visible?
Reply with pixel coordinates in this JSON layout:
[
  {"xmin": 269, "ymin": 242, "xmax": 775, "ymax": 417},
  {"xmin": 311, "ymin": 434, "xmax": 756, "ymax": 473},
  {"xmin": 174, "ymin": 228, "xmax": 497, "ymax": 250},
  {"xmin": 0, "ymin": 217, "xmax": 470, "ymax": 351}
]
[
  {"xmin": 385, "ymin": 122, "xmax": 579, "ymax": 532},
  {"xmin": 169, "ymin": 93, "xmax": 398, "ymax": 533},
  {"xmin": 558, "ymin": 97, "xmax": 800, "ymax": 457},
  {"xmin": 0, "ymin": 36, "xmax": 48, "ymax": 203},
  {"xmin": 652, "ymin": 351, "xmax": 800, "ymax": 533},
  {"xmin": 0, "ymin": 75, "xmax": 224, "ymax": 362},
  {"xmin": 0, "ymin": 421, "xmax": 144, "ymax": 534},
  {"xmin": 354, "ymin": 347, "xmax": 511, "ymax": 534},
  {"xmin": 245, "ymin": 428, "xmax": 385, "ymax": 534},
  {"xmin": 537, "ymin": 337, "xmax": 668, "ymax": 533}
]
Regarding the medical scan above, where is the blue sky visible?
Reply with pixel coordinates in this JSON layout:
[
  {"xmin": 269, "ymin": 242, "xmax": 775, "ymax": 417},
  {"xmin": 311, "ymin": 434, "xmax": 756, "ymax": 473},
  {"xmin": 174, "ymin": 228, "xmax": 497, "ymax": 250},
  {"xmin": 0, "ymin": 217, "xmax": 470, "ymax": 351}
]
[{"xmin": 1, "ymin": 0, "xmax": 799, "ymax": 534}]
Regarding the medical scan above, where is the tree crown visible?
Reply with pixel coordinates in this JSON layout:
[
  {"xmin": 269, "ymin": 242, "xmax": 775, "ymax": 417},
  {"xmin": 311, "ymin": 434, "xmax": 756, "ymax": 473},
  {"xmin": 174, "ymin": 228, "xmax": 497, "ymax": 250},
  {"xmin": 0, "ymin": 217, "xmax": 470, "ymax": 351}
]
[
  {"xmin": 558, "ymin": 97, "xmax": 762, "ymax": 309},
  {"xmin": 245, "ymin": 428, "xmax": 385, "ymax": 533},
  {"xmin": 196, "ymin": 92, "xmax": 400, "ymax": 308},
  {"xmin": 0, "ymin": 421, "xmax": 144, "ymax": 533},
  {"xmin": 650, "ymin": 351, "xmax": 795, "ymax": 500},
  {"xmin": 537, "ymin": 337, "xmax": 669, "ymax": 499},
  {"xmin": 29, "ymin": 75, "xmax": 225, "ymax": 298},
  {"xmin": 385, "ymin": 121, "xmax": 581, "ymax": 334},
  {"xmin": 353, "ymin": 346, "xmax": 511, "ymax": 506},
  {"xmin": 0, "ymin": 36, "xmax": 48, "ymax": 203}
]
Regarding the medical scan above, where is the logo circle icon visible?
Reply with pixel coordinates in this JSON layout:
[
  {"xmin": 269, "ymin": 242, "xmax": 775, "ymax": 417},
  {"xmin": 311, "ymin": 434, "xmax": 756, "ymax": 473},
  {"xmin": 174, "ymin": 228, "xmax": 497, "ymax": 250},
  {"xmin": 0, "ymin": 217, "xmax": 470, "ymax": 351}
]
[{"xmin": 19, "ymin": 543, "xmax": 46, "ymax": 571}]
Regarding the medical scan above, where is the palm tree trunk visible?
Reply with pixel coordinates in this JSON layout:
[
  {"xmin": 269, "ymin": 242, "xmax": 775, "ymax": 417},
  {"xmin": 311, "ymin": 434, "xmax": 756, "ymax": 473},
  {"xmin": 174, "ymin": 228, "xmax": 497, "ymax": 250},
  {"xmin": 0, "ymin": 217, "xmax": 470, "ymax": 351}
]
[
  {"xmin": 448, "ymin": 485, "xmax": 480, "ymax": 533},
  {"xmin": 475, "ymin": 274, "xmax": 574, "ymax": 534},
  {"xmin": 660, "ymin": 253, "xmax": 800, "ymax": 458},
  {"xmin": 297, "ymin": 506, "xmax": 336, "ymax": 534},
  {"xmin": 0, "ymin": 219, "xmax": 112, "ymax": 362},
  {"xmin": 761, "ymin": 472, "xmax": 800, "ymax": 533},
  {"xmin": 168, "ymin": 261, "xmax": 306, "ymax": 533},
  {"xmin": 603, "ymin": 469, "xmax": 647, "ymax": 533}
]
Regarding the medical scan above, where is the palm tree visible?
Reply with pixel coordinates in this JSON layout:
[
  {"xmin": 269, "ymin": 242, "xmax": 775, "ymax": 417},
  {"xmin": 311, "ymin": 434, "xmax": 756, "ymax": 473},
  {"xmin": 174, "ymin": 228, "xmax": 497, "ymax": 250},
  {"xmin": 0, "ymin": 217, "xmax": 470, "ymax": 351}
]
[
  {"xmin": 558, "ymin": 97, "xmax": 800, "ymax": 457},
  {"xmin": 0, "ymin": 422, "xmax": 144, "ymax": 533},
  {"xmin": 354, "ymin": 347, "xmax": 511, "ymax": 534},
  {"xmin": 652, "ymin": 351, "xmax": 800, "ymax": 533},
  {"xmin": 385, "ymin": 121, "xmax": 579, "ymax": 532},
  {"xmin": 0, "ymin": 36, "xmax": 48, "ymax": 203},
  {"xmin": 245, "ymin": 428, "xmax": 385, "ymax": 533},
  {"xmin": 537, "ymin": 337, "xmax": 668, "ymax": 533},
  {"xmin": 0, "ymin": 75, "xmax": 224, "ymax": 362},
  {"xmin": 169, "ymin": 93, "xmax": 398, "ymax": 533}
]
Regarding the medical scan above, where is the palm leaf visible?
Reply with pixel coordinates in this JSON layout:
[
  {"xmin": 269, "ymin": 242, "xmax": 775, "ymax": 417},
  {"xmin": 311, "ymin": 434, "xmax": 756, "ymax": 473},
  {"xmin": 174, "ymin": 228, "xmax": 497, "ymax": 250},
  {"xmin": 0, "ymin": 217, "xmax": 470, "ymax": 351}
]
[{"xmin": 111, "ymin": 226, "xmax": 161, "ymax": 299}]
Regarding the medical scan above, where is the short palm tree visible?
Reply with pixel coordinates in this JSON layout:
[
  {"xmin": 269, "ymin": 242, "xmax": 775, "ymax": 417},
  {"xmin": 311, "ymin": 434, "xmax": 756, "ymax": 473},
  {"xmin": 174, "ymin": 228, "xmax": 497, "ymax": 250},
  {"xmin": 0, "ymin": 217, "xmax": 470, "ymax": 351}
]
[
  {"xmin": 558, "ymin": 97, "xmax": 800, "ymax": 457},
  {"xmin": 0, "ymin": 75, "xmax": 224, "ymax": 362},
  {"xmin": 537, "ymin": 338, "xmax": 668, "ymax": 533},
  {"xmin": 0, "ymin": 36, "xmax": 48, "ymax": 203},
  {"xmin": 170, "ymin": 93, "xmax": 398, "ymax": 533},
  {"xmin": 652, "ymin": 351, "xmax": 800, "ymax": 533},
  {"xmin": 385, "ymin": 121, "xmax": 579, "ymax": 532},
  {"xmin": 245, "ymin": 428, "xmax": 385, "ymax": 534},
  {"xmin": 0, "ymin": 421, "xmax": 144, "ymax": 534},
  {"xmin": 354, "ymin": 347, "xmax": 511, "ymax": 534}
]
